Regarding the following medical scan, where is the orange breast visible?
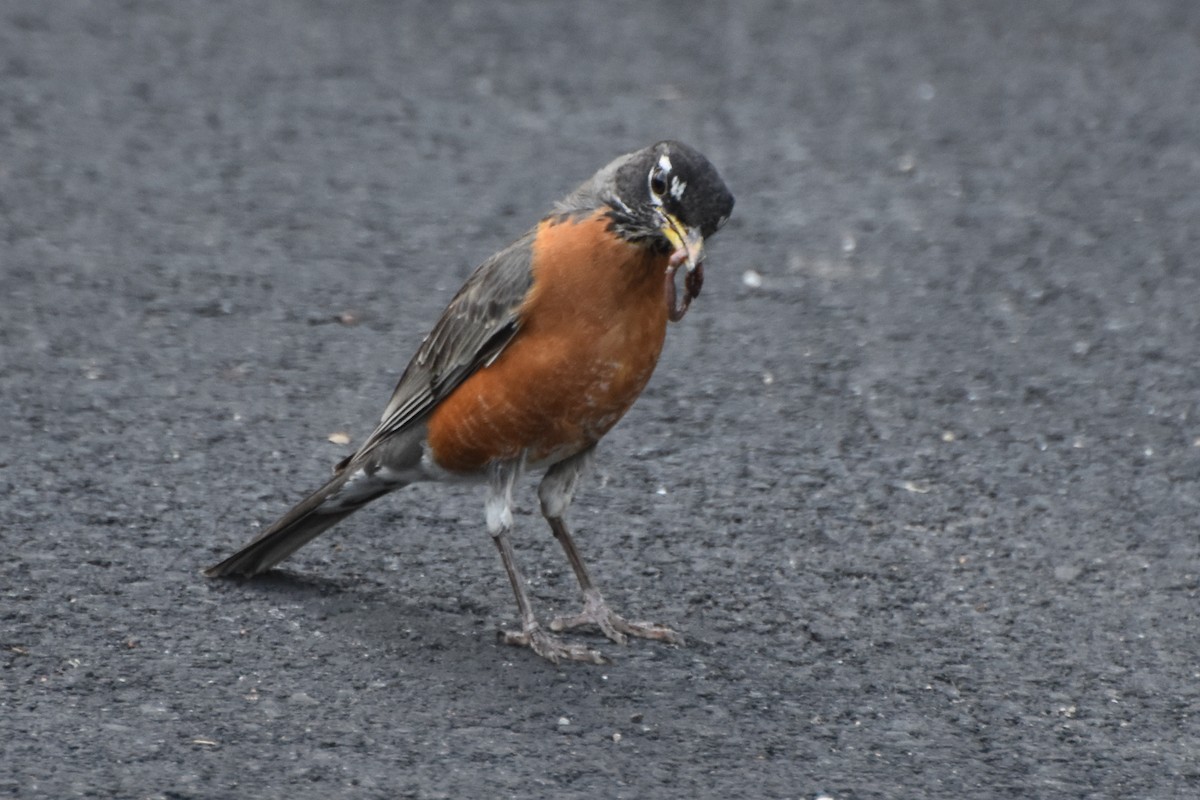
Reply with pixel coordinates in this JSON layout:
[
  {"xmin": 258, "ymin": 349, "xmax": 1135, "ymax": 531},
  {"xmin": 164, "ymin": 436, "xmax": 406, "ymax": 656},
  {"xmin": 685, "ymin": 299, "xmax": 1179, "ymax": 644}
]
[{"xmin": 426, "ymin": 212, "xmax": 671, "ymax": 474}]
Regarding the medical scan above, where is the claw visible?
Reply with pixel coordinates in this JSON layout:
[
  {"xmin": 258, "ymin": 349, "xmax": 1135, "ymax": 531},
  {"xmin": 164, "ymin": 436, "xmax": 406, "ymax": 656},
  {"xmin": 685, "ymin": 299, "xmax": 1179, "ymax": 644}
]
[
  {"xmin": 550, "ymin": 589, "xmax": 685, "ymax": 646},
  {"xmin": 499, "ymin": 624, "xmax": 607, "ymax": 665}
]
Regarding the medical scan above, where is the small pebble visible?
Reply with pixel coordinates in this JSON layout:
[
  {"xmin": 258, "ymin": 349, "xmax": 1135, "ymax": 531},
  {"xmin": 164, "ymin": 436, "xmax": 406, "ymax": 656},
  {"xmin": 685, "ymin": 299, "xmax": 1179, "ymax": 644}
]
[{"xmin": 1054, "ymin": 565, "xmax": 1082, "ymax": 583}]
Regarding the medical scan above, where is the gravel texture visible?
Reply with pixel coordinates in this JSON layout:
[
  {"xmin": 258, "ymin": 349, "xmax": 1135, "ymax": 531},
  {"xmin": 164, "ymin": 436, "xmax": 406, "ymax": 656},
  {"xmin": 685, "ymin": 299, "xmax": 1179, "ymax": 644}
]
[{"xmin": 4, "ymin": 2, "xmax": 1200, "ymax": 798}]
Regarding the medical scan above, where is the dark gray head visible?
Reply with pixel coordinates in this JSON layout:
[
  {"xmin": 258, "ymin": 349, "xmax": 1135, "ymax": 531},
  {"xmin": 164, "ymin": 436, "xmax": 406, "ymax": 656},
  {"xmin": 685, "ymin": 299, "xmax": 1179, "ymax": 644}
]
[
  {"xmin": 610, "ymin": 140, "xmax": 734, "ymax": 241},
  {"xmin": 559, "ymin": 140, "xmax": 734, "ymax": 253}
]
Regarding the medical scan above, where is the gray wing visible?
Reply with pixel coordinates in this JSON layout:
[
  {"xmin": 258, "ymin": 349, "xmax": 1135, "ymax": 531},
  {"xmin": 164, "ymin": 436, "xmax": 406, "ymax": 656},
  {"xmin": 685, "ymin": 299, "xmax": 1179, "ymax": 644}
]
[{"xmin": 350, "ymin": 228, "xmax": 537, "ymax": 462}]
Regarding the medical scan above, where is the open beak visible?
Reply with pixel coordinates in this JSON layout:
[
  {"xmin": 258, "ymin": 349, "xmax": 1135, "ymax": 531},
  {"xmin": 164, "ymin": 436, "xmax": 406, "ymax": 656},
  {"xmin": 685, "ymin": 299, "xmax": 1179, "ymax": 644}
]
[{"xmin": 659, "ymin": 213, "xmax": 706, "ymax": 322}]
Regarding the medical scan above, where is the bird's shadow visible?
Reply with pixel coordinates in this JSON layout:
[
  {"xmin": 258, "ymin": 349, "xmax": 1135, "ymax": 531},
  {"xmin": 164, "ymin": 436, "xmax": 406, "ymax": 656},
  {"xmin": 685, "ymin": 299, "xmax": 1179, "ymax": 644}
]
[
  {"xmin": 201, "ymin": 565, "xmax": 518, "ymax": 667},
  {"xmin": 202, "ymin": 567, "xmax": 364, "ymax": 599}
]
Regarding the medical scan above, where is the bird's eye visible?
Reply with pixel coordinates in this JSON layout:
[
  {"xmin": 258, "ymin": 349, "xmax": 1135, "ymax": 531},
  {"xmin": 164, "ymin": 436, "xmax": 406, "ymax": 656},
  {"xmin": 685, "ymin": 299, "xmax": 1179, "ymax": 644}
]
[{"xmin": 649, "ymin": 168, "xmax": 668, "ymax": 200}]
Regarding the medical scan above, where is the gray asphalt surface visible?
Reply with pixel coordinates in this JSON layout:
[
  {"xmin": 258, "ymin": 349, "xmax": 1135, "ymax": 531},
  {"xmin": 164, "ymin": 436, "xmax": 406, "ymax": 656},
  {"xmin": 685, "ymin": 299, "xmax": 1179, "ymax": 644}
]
[{"xmin": 4, "ymin": 2, "xmax": 1200, "ymax": 798}]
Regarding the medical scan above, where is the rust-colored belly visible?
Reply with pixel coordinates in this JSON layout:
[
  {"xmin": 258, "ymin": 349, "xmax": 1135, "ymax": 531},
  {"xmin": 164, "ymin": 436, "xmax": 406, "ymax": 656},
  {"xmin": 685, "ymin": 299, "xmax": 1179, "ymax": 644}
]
[{"xmin": 427, "ymin": 212, "xmax": 671, "ymax": 473}]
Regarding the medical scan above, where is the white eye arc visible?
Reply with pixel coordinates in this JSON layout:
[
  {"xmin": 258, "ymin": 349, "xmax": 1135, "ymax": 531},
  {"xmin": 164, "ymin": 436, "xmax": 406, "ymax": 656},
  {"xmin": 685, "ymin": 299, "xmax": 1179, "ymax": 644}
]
[
  {"xmin": 648, "ymin": 153, "xmax": 674, "ymax": 205},
  {"xmin": 669, "ymin": 176, "xmax": 687, "ymax": 201},
  {"xmin": 648, "ymin": 167, "xmax": 668, "ymax": 202}
]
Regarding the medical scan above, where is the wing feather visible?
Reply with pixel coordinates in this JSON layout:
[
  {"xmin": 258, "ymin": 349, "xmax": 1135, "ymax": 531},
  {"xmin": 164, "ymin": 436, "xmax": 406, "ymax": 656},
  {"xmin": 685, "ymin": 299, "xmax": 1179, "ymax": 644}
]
[{"xmin": 352, "ymin": 228, "xmax": 537, "ymax": 460}]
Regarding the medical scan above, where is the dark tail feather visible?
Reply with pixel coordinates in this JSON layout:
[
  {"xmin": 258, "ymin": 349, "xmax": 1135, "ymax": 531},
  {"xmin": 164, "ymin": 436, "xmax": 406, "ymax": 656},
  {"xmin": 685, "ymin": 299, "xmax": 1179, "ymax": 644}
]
[{"xmin": 205, "ymin": 471, "xmax": 379, "ymax": 578}]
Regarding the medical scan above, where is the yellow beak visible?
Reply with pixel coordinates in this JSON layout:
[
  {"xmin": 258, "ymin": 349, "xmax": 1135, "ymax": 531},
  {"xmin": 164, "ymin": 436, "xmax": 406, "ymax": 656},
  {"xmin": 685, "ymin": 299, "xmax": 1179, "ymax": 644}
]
[{"xmin": 660, "ymin": 212, "xmax": 705, "ymax": 272}]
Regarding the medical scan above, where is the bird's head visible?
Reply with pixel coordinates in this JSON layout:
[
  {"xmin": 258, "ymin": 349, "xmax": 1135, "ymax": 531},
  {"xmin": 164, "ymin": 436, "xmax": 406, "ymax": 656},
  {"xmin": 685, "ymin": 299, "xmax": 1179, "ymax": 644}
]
[{"xmin": 566, "ymin": 140, "xmax": 734, "ymax": 321}]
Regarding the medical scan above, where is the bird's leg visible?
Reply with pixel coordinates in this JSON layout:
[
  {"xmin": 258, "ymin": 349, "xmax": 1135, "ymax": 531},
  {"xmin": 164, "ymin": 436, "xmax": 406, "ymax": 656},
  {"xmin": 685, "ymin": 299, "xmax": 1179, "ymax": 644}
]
[
  {"xmin": 538, "ymin": 451, "xmax": 684, "ymax": 647},
  {"xmin": 486, "ymin": 461, "xmax": 604, "ymax": 665},
  {"xmin": 545, "ymin": 515, "xmax": 683, "ymax": 645}
]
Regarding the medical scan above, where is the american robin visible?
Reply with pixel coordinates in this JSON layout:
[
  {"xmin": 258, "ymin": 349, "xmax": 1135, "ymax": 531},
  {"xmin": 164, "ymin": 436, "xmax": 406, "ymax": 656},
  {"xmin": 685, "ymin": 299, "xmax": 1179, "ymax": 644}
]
[{"xmin": 206, "ymin": 140, "xmax": 734, "ymax": 664}]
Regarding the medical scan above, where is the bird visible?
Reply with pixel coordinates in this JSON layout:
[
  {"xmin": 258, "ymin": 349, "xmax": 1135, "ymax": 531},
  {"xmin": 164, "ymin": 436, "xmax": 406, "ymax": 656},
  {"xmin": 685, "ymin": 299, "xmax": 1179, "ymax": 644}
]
[{"xmin": 205, "ymin": 140, "xmax": 734, "ymax": 664}]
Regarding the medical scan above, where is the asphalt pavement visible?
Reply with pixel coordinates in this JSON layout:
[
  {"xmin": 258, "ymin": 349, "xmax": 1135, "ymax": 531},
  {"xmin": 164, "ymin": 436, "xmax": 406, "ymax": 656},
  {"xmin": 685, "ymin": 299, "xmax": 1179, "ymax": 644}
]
[{"xmin": 3, "ymin": 2, "xmax": 1200, "ymax": 798}]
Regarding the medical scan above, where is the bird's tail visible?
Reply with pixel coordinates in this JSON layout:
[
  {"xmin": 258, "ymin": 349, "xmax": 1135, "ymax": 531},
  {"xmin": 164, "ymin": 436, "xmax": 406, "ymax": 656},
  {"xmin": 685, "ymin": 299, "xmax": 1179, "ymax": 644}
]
[{"xmin": 204, "ymin": 468, "xmax": 393, "ymax": 578}]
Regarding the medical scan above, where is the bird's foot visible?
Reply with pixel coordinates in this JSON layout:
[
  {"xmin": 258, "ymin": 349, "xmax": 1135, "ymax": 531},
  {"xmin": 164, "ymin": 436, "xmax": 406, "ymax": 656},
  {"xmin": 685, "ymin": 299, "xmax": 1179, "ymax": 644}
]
[
  {"xmin": 500, "ymin": 623, "xmax": 606, "ymax": 665},
  {"xmin": 549, "ymin": 589, "xmax": 684, "ymax": 647}
]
